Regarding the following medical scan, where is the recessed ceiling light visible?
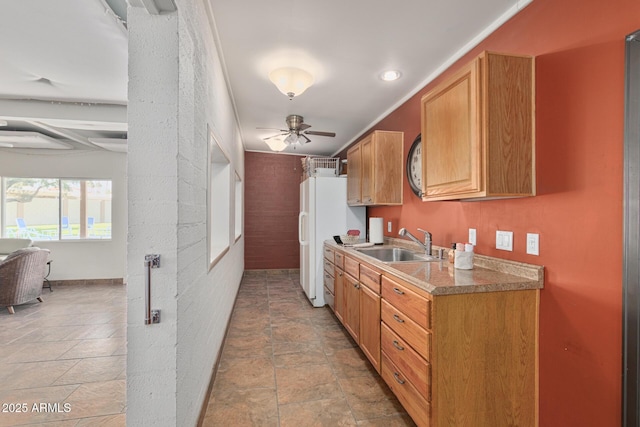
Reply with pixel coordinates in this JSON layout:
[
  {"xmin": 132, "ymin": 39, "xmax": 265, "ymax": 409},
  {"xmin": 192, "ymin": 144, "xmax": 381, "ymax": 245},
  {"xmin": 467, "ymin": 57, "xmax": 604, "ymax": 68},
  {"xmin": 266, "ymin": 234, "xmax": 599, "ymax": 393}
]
[
  {"xmin": 380, "ymin": 70, "xmax": 402, "ymax": 81},
  {"xmin": 0, "ymin": 120, "xmax": 7, "ymax": 127}
]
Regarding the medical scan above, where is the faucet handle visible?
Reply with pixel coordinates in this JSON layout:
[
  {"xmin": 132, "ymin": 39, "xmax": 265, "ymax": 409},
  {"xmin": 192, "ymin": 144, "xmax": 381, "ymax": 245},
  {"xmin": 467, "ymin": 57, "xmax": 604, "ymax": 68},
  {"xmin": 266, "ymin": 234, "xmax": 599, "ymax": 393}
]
[{"xmin": 417, "ymin": 228, "xmax": 432, "ymax": 238}]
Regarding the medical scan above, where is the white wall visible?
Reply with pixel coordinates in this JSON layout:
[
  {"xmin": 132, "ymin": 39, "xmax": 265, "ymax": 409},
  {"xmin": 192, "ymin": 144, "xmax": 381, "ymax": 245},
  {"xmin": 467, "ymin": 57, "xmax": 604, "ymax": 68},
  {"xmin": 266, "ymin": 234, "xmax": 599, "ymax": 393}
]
[
  {"xmin": 127, "ymin": 1, "xmax": 244, "ymax": 426},
  {"xmin": 0, "ymin": 149, "xmax": 126, "ymax": 280}
]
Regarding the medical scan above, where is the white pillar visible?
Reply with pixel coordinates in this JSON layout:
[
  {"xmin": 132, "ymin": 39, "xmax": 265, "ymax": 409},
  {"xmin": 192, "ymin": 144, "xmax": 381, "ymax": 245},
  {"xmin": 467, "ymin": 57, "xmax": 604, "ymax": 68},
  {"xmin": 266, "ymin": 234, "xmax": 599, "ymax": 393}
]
[{"xmin": 126, "ymin": 6, "xmax": 179, "ymax": 426}]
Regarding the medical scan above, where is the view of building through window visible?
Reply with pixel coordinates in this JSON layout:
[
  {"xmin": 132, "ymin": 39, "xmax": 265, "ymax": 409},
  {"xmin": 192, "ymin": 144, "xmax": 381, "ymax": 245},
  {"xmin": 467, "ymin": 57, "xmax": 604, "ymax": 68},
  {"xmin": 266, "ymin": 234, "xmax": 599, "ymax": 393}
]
[{"xmin": 2, "ymin": 178, "xmax": 112, "ymax": 240}]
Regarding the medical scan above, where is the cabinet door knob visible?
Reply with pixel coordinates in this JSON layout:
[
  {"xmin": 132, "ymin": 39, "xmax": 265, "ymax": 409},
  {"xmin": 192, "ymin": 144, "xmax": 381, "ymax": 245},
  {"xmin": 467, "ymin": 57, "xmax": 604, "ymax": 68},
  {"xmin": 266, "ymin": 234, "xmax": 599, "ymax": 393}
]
[
  {"xmin": 393, "ymin": 372, "xmax": 405, "ymax": 385},
  {"xmin": 392, "ymin": 287, "xmax": 404, "ymax": 295},
  {"xmin": 392, "ymin": 340, "xmax": 405, "ymax": 351},
  {"xmin": 393, "ymin": 314, "xmax": 404, "ymax": 323}
]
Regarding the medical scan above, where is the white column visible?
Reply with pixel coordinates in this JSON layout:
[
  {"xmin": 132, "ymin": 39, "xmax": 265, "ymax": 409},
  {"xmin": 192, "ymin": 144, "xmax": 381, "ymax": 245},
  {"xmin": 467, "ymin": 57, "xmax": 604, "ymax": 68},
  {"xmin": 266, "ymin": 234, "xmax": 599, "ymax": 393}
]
[{"xmin": 126, "ymin": 6, "xmax": 179, "ymax": 426}]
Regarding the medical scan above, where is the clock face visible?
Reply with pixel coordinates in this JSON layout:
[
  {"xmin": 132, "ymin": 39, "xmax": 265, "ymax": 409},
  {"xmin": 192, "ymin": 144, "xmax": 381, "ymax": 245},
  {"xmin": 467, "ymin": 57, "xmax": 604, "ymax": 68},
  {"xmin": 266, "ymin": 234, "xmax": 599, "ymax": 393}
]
[{"xmin": 406, "ymin": 135, "xmax": 422, "ymax": 197}]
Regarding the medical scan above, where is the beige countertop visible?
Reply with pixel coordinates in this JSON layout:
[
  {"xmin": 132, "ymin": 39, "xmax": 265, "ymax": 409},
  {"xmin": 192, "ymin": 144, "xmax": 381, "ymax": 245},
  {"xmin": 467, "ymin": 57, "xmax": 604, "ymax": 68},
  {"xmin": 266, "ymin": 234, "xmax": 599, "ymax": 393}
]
[{"xmin": 325, "ymin": 237, "xmax": 544, "ymax": 296}]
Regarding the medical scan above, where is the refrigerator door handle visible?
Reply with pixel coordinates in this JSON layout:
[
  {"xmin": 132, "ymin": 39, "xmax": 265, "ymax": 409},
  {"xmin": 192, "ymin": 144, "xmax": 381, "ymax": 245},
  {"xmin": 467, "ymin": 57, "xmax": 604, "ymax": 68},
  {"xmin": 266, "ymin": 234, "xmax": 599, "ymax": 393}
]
[{"xmin": 298, "ymin": 212, "xmax": 309, "ymax": 246}]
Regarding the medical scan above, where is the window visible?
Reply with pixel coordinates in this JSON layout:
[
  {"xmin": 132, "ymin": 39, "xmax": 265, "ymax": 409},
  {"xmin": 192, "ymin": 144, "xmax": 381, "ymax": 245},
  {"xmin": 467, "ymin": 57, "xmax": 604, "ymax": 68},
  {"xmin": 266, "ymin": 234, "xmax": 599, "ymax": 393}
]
[
  {"xmin": 1, "ymin": 177, "xmax": 112, "ymax": 240},
  {"xmin": 234, "ymin": 172, "xmax": 242, "ymax": 241},
  {"xmin": 208, "ymin": 130, "xmax": 231, "ymax": 268}
]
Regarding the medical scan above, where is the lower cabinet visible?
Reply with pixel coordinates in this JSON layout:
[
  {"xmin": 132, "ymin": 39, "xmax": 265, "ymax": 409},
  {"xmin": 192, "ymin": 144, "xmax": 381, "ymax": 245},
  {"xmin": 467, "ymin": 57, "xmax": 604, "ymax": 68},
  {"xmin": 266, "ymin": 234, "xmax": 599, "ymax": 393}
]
[
  {"xmin": 359, "ymin": 283, "xmax": 381, "ymax": 372},
  {"xmin": 343, "ymin": 272, "xmax": 360, "ymax": 342},
  {"xmin": 334, "ymin": 266, "xmax": 345, "ymax": 323},
  {"xmin": 325, "ymin": 244, "xmax": 538, "ymax": 427}
]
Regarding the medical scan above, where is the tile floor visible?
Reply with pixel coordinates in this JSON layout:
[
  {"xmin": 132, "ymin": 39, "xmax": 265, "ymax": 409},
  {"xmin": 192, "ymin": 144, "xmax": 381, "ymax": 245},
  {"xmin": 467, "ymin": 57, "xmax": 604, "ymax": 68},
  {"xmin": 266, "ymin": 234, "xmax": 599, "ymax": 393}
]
[
  {"xmin": 0, "ymin": 272, "xmax": 416, "ymax": 427},
  {"xmin": 202, "ymin": 271, "xmax": 416, "ymax": 427},
  {"xmin": 0, "ymin": 284, "xmax": 126, "ymax": 427}
]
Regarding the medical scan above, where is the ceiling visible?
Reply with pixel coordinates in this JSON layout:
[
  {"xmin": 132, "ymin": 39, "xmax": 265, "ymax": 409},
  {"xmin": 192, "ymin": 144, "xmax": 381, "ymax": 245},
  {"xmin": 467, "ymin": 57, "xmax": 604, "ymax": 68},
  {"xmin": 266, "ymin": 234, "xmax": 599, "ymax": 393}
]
[
  {"xmin": 0, "ymin": 0, "xmax": 531, "ymax": 156},
  {"xmin": 209, "ymin": 0, "xmax": 532, "ymax": 156},
  {"xmin": 0, "ymin": 0, "xmax": 128, "ymax": 152}
]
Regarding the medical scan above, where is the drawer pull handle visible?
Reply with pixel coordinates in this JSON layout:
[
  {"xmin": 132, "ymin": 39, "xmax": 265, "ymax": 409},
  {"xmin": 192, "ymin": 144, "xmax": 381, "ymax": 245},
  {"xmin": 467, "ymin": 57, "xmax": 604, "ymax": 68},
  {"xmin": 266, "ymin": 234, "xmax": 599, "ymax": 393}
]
[
  {"xmin": 393, "ymin": 372, "xmax": 405, "ymax": 385},
  {"xmin": 393, "ymin": 287, "xmax": 404, "ymax": 295},
  {"xmin": 392, "ymin": 340, "xmax": 404, "ymax": 351},
  {"xmin": 393, "ymin": 314, "xmax": 404, "ymax": 323}
]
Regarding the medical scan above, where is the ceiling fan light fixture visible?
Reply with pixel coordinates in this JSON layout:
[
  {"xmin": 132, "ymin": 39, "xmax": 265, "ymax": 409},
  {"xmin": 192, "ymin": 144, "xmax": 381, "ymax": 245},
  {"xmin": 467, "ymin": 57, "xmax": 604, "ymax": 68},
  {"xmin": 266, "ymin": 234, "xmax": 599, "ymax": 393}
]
[
  {"xmin": 269, "ymin": 67, "xmax": 314, "ymax": 99},
  {"xmin": 380, "ymin": 70, "xmax": 402, "ymax": 81},
  {"xmin": 264, "ymin": 137, "xmax": 287, "ymax": 152}
]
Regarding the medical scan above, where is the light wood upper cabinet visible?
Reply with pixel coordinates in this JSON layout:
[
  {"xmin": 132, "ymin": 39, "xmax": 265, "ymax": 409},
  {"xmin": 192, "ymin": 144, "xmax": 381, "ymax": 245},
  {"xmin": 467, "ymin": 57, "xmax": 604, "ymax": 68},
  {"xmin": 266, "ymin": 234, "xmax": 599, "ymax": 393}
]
[
  {"xmin": 421, "ymin": 51, "xmax": 535, "ymax": 201},
  {"xmin": 347, "ymin": 143, "xmax": 362, "ymax": 205},
  {"xmin": 347, "ymin": 130, "xmax": 404, "ymax": 206}
]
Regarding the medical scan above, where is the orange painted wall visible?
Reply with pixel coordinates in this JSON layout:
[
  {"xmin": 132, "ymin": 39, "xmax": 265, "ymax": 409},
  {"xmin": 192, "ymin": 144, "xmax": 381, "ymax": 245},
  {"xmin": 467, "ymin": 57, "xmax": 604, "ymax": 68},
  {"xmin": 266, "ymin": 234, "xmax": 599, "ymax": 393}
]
[{"xmin": 357, "ymin": 0, "xmax": 639, "ymax": 424}]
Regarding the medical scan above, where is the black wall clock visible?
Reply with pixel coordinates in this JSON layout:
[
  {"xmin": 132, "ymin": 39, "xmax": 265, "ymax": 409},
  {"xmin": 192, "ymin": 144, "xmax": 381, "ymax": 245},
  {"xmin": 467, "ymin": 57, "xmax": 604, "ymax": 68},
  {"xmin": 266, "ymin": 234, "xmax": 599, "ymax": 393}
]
[{"xmin": 406, "ymin": 134, "xmax": 422, "ymax": 197}]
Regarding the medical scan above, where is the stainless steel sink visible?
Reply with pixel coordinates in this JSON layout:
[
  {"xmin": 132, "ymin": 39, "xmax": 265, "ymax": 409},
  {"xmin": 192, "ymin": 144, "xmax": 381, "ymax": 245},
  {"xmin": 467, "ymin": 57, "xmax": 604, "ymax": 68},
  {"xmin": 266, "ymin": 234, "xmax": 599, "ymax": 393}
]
[{"xmin": 356, "ymin": 247, "xmax": 441, "ymax": 263}]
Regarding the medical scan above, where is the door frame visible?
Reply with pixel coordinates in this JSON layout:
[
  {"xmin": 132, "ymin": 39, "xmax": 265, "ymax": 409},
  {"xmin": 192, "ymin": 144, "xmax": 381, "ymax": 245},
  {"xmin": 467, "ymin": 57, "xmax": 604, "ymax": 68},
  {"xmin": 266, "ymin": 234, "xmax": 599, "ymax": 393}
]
[{"xmin": 623, "ymin": 29, "xmax": 640, "ymax": 427}]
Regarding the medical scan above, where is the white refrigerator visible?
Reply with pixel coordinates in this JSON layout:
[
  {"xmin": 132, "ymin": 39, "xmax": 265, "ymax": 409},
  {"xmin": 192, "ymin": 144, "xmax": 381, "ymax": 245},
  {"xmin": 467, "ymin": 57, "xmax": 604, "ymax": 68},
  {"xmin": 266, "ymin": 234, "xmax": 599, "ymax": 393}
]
[{"xmin": 298, "ymin": 176, "xmax": 366, "ymax": 307}]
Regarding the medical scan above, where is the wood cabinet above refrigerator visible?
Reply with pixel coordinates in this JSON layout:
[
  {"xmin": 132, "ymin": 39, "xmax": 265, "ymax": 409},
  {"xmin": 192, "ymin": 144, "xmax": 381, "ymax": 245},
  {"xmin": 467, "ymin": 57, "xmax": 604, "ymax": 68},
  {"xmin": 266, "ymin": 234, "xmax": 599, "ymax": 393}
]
[{"xmin": 347, "ymin": 130, "xmax": 404, "ymax": 206}]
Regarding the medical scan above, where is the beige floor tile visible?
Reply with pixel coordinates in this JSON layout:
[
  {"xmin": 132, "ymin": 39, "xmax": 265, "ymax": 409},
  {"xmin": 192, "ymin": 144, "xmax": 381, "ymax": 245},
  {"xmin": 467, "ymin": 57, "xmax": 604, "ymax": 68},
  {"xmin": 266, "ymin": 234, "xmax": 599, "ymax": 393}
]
[
  {"xmin": 271, "ymin": 322, "xmax": 320, "ymax": 344},
  {"xmin": 279, "ymin": 397, "xmax": 357, "ymax": 427},
  {"xmin": 274, "ymin": 348, "xmax": 328, "ymax": 368},
  {"xmin": 215, "ymin": 357, "xmax": 275, "ymax": 391},
  {"xmin": 75, "ymin": 413, "xmax": 126, "ymax": 426},
  {"xmin": 3, "ymin": 340, "xmax": 81, "ymax": 363},
  {"xmin": 275, "ymin": 364, "xmax": 341, "ymax": 405},
  {"xmin": 203, "ymin": 387, "xmax": 278, "ymax": 427},
  {"xmin": 356, "ymin": 414, "xmax": 417, "ymax": 426},
  {"xmin": 53, "ymin": 355, "xmax": 125, "ymax": 385},
  {"xmin": 0, "ymin": 359, "xmax": 79, "ymax": 390},
  {"xmin": 62, "ymin": 379, "xmax": 126, "ymax": 419},
  {"xmin": 57, "ymin": 337, "xmax": 124, "ymax": 359},
  {"xmin": 339, "ymin": 376, "xmax": 406, "ymax": 421},
  {"xmin": 221, "ymin": 333, "xmax": 272, "ymax": 359},
  {"xmin": 328, "ymin": 347, "xmax": 378, "ymax": 379}
]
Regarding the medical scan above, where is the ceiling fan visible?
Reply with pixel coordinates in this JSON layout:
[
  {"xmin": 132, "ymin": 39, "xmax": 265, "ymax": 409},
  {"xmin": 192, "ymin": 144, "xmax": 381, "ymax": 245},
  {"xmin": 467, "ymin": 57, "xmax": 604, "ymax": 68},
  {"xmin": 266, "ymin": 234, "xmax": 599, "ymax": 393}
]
[{"xmin": 259, "ymin": 115, "xmax": 336, "ymax": 151}]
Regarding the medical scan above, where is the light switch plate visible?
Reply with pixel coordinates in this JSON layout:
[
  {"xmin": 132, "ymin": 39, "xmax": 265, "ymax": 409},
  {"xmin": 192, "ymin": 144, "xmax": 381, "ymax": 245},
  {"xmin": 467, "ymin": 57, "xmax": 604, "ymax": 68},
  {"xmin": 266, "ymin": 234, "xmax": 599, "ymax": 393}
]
[
  {"xmin": 387, "ymin": 221, "xmax": 392, "ymax": 233},
  {"xmin": 468, "ymin": 228, "xmax": 477, "ymax": 245},
  {"xmin": 496, "ymin": 230, "xmax": 513, "ymax": 251},
  {"xmin": 526, "ymin": 233, "xmax": 539, "ymax": 255}
]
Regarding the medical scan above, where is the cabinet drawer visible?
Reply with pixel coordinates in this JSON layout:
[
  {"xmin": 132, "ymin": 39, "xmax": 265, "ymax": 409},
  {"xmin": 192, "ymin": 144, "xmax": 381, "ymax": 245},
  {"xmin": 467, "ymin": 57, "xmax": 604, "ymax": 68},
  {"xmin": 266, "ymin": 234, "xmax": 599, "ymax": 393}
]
[
  {"xmin": 382, "ymin": 276, "xmax": 430, "ymax": 329},
  {"xmin": 382, "ymin": 299, "xmax": 431, "ymax": 361},
  {"xmin": 334, "ymin": 251, "xmax": 345, "ymax": 270},
  {"xmin": 382, "ymin": 323, "xmax": 431, "ymax": 401},
  {"xmin": 324, "ymin": 247, "xmax": 334, "ymax": 263},
  {"xmin": 324, "ymin": 286, "xmax": 335, "ymax": 311},
  {"xmin": 323, "ymin": 269, "xmax": 335, "ymax": 294},
  {"xmin": 324, "ymin": 258, "xmax": 335, "ymax": 276},
  {"xmin": 381, "ymin": 353, "xmax": 430, "ymax": 427},
  {"xmin": 344, "ymin": 256, "xmax": 359, "ymax": 279},
  {"xmin": 360, "ymin": 263, "xmax": 381, "ymax": 293}
]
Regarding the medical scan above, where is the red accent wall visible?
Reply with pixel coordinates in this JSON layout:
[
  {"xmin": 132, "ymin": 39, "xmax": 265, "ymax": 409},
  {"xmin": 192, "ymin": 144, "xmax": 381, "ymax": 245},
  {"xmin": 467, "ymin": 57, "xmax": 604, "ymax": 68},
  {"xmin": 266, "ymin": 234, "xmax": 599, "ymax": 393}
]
[
  {"xmin": 356, "ymin": 0, "xmax": 639, "ymax": 424},
  {"xmin": 244, "ymin": 152, "xmax": 304, "ymax": 269}
]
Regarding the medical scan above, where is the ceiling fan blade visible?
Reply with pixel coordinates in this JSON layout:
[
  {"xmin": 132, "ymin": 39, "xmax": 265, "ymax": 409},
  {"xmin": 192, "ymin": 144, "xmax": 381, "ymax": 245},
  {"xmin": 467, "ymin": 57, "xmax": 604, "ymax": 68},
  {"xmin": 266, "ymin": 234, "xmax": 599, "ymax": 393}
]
[
  {"xmin": 263, "ymin": 132, "xmax": 289, "ymax": 140},
  {"xmin": 298, "ymin": 123, "xmax": 311, "ymax": 131},
  {"xmin": 257, "ymin": 127, "xmax": 287, "ymax": 131},
  {"xmin": 300, "ymin": 134, "xmax": 311, "ymax": 144},
  {"xmin": 304, "ymin": 130, "xmax": 336, "ymax": 137}
]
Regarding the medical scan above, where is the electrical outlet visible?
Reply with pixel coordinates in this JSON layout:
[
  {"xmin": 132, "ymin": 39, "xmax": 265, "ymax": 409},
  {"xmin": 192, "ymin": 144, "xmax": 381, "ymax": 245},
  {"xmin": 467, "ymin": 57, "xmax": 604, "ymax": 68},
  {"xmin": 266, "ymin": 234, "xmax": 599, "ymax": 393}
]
[
  {"xmin": 496, "ymin": 230, "xmax": 513, "ymax": 251},
  {"xmin": 468, "ymin": 228, "xmax": 477, "ymax": 245},
  {"xmin": 387, "ymin": 221, "xmax": 392, "ymax": 233},
  {"xmin": 526, "ymin": 233, "xmax": 539, "ymax": 255}
]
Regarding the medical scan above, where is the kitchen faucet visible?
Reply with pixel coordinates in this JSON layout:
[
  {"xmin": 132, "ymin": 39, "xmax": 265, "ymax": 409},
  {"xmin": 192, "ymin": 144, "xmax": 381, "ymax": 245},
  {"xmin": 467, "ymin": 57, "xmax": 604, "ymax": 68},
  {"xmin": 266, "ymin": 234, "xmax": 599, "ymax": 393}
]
[{"xmin": 398, "ymin": 228, "xmax": 432, "ymax": 256}]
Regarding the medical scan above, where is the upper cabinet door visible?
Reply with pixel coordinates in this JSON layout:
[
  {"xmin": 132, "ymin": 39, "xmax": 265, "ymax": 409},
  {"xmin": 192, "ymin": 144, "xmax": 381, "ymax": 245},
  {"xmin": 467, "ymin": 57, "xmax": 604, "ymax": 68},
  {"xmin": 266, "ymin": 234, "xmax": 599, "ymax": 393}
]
[
  {"xmin": 347, "ymin": 130, "xmax": 404, "ymax": 206},
  {"xmin": 421, "ymin": 52, "xmax": 535, "ymax": 201},
  {"xmin": 422, "ymin": 59, "xmax": 481, "ymax": 199},
  {"xmin": 347, "ymin": 143, "xmax": 363, "ymax": 205}
]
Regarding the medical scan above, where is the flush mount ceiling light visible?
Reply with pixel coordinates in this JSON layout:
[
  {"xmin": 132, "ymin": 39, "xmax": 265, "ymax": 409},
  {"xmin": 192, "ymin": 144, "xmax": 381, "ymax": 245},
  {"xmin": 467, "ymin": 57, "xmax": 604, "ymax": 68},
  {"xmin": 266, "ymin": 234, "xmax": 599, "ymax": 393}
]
[
  {"xmin": 380, "ymin": 70, "xmax": 402, "ymax": 81},
  {"xmin": 268, "ymin": 67, "xmax": 314, "ymax": 99}
]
